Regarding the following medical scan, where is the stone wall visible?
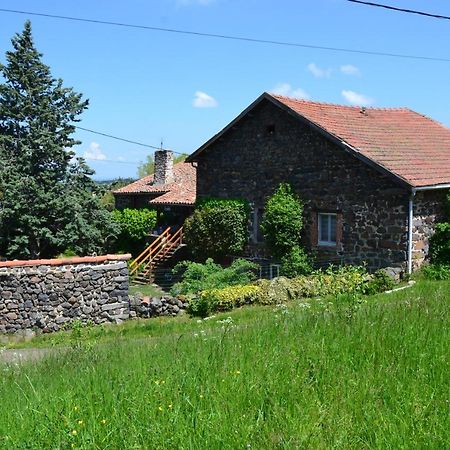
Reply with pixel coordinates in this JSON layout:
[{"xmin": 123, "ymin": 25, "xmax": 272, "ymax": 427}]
[
  {"xmin": 0, "ymin": 254, "xmax": 131, "ymax": 334},
  {"xmin": 412, "ymin": 190, "xmax": 448, "ymax": 268},
  {"xmin": 193, "ymin": 98, "xmax": 411, "ymax": 270}
]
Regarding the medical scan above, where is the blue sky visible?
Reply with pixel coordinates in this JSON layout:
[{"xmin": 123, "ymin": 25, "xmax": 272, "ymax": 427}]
[{"xmin": 1, "ymin": 0, "xmax": 450, "ymax": 180}]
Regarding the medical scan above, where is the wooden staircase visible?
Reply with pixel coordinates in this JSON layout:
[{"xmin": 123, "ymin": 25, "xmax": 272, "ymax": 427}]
[{"xmin": 129, "ymin": 227, "xmax": 184, "ymax": 284}]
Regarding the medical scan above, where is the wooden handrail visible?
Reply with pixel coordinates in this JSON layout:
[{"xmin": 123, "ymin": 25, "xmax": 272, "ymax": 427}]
[
  {"xmin": 129, "ymin": 227, "xmax": 170, "ymax": 275},
  {"xmin": 129, "ymin": 226, "xmax": 184, "ymax": 277}
]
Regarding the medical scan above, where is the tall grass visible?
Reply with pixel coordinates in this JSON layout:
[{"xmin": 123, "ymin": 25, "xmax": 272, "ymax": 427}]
[{"xmin": 0, "ymin": 281, "xmax": 448, "ymax": 449}]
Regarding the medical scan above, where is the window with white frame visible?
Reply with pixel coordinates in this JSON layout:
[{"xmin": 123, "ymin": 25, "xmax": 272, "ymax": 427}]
[{"xmin": 318, "ymin": 213, "xmax": 337, "ymax": 246}]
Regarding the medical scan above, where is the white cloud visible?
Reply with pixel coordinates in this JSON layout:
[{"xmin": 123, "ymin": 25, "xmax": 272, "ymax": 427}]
[
  {"xmin": 340, "ymin": 64, "xmax": 361, "ymax": 76},
  {"xmin": 117, "ymin": 156, "xmax": 126, "ymax": 161},
  {"xmin": 271, "ymin": 83, "xmax": 310, "ymax": 100},
  {"xmin": 83, "ymin": 142, "xmax": 106, "ymax": 161},
  {"xmin": 341, "ymin": 90, "xmax": 374, "ymax": 106},
  {"xmin": 193, "ymin": 91, "xmax": 218, "ymax": 108},
  {"xmin": 307, "ymin": 62, "xmax": 332, "ymax": 78}
]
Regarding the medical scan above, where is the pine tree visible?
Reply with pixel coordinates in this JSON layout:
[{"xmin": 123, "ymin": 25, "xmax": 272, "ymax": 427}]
[{"xmin": 0, "ymin": 22, "xmax": 118, "ymax": 259}]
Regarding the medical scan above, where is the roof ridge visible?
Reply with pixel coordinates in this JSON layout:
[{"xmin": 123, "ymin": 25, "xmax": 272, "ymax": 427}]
[{"xmin": 268, "ymin": 92, "xmax": 410, "ymax": 111}]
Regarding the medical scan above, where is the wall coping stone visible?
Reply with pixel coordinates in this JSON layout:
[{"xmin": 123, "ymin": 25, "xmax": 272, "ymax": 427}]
[{"xmin": 0, "ymin": 254, "xmax": 131, "ymax": 269}]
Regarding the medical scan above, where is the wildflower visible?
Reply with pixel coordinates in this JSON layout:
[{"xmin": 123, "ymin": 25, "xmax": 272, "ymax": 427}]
[
  {"xmin": 77, "ymin": 420, "xmax": 83, "ymax": 426},
  {"xmin": 154, "ymin": 380, "xmax": 160, "ymax": 385},
  {"xmin": 168, "ymin": 404, "xmax": 173, "ymax": 409},
  {"xmin": 71, "ymin": 430, "xmax": 77, "ymax": 436},
  {"xmin": 199, "ymin": 394, "xmax": 204, "ymax": 399},
  {"xmin": 235, "ymin": 370, "xmax": 241, "ymax": 375},
  {"xmin": 158, "ymin": 406, "xmax": 163, "ymax": 411},
  {"xmin": 71, "ymin": 444, "xmax": 75, "ymax": 449},
  {"xmin": 100, "ymin": 419, "xmax": 107, "ymax": 425},
  {"xmin": 74, "ymin": 406, "xmax": 79, "ymax": 412}
]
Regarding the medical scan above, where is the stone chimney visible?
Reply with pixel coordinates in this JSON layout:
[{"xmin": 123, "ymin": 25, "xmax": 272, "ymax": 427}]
[{"xmin": 154, "ymin": 150, "xmax": 174, "ymax": 185}]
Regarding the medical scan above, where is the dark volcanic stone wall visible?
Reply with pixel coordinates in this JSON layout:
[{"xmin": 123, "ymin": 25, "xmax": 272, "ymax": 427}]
[
  {"xmin": 0, "ymin": 255, "xmax": 131, "ymax": 334},
  {"xmin": 194, "ymin": 99, "xmax": 411, "ymax": 270},
  {"xmin": 412, "ymin": 190, "xmax": 448, "ymax": 268}
]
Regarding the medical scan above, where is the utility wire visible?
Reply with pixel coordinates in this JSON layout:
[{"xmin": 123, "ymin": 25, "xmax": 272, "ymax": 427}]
[
  {"xmin": 347, "ymin": 0, "xmax": 450, "ymax": 21},
  {"xmin": 75, "ymin": 126, "xmax": 187, "ymax": 157},
  {"xmin": 0, "ymin": 7, "xmax": 449, "ymax": 62},
  {"xmin": 75, "ymin": 126, "xmax": 173, "ymax": 152}
]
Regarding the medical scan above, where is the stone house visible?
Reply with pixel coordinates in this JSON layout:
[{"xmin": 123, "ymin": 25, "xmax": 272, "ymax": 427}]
[
  {"xmin": 113, "ymin": 150, "xmax": 196, "ymax": 226},
  {"xmin": 187, "ymin": 92, "xmax": 450, "ymax": 272}
]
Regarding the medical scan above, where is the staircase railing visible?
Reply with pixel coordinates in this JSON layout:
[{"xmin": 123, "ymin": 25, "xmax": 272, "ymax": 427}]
[
  {"xmin": 129, "ymin": 227, "xmax": 171, "ymax": 276},
  {"xmin": 129, "ymin": 226, "xmax": 184, "ymax": 277}
]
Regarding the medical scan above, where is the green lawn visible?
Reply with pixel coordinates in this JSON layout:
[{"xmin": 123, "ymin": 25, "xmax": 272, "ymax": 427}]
[{"xmin": 0, "ymin": 280, "xmax": 448, "ymax": 448}]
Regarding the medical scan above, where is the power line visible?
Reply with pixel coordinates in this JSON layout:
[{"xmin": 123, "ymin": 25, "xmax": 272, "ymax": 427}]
[
  {"xmin": 0, "ymin": 7, "xmax": 449, "ymax": 62},
  {"xmin": 346, "ymin": 0, "xmax": 450, "ymax": 21},
  {"xmin": 75, "ymin": 126, "xmax": 171, "ymax": 151}
]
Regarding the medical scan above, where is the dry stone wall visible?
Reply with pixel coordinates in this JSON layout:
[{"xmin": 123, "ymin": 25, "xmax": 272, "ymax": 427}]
[{"xmin": 0, "ymin": 255, "xmax": 131, "ymax": 334}]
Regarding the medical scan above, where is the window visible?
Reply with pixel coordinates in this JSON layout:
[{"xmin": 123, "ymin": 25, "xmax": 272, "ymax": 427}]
[{"xmin": 318, "ymin": 213, "xmax": 337, "ymax": 246}]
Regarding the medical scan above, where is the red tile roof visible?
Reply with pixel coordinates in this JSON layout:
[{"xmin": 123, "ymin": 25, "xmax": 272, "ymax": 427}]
[
  {"xmin": 113, "ymin": 162, "xmax": 196, "ymax": 205},
  {"xmin": 270, "ymin": 94, "xmax": 450, "ymax": 188}
]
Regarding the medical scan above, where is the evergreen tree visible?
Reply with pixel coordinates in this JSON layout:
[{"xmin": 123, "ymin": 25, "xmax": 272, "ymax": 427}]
[{"xmin": 0, "ymin": 22, "xmax": 118, "ymax": 259}]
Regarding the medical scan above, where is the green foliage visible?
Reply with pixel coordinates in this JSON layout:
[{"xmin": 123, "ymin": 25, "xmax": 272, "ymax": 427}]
[
  {"xmin": 188, "ymin": 285, "xmax": 261, "ymax": 316},
  {"xmin": 364, "ymin": 269, "xmax": 396, "ymax": 295},
  {"xmin": 429, "ymin": 222, "xmax": 450, "ymax": 265},
  {"xmin": 260, "ymin": 183, "xmax": 305, "ymax": 259},
  {"xmin": 280, "ymin": 245, "xmax": 312, "ymax": 277},
  {"xmin": 97, "ymin": 178, "xmax": 135, "ymax": 212},
  {"xmin": 422, "ymin": 263, "xmax": 450, "ymax": 280},
  {"xmin": 171, "ymin": 258, "xmax": 258, "ymax": 296},
  {"xmin": 112, "ymin": 208, "xmax": 157, "ymax": 253},
  {"xmin": 255, "ymin": 266, "xmax": 386, "ymax": 305},
  {"xmin": 137, "ymin": 153, "xmax": 188, "ymax": 178},
  {"xmin": 0, "ymin": 22, "xmax": 118, "ymax": 259},
  {"xmin": 184, "ymin": 198, "xmax": 249, "ymax": 260}
]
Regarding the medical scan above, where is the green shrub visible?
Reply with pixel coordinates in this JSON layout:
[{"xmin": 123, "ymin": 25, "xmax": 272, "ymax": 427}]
[
  {"xmin": 253, "ymin": 277, "xmax": 296, "ymax": 305},
  {"xmin": 260, "ymin": 183, "xmax": 305, "ymax": 259},
  {"xmin": 171, "ymin": 258, "xmax": 258, "ymax": 296},
  {"xmin": 280, "ymin": 245, "xmax": 312, "ymax": 277},
  {"xmin": 429, "ymin": 222, "xmax": 450, "ymax": 265},
  {"xmin": 422, "ymin": 264, "xmax": 450, "ymax": 280},
  {"xmin": 184, "ymin": 198, "xmax": 249, "ymax": 260},
  {"xmin": 364, "ymin": 269, "xmax": 396, "ymax": 295},
  {"xmin": 112, "ymin": 208, "xmax": 157, "ymax": 253},
  {"xmin": 199, "ymin": 285, "xmax": 261, "ymax": 313}
]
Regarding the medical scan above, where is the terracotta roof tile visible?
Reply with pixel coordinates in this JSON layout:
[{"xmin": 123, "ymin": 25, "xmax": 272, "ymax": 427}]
[
  {"xmin": 271, "ymin": 94, "xmax": 450, "ymax": 188},
  {"xmin": 113, "ymin": 162, "xmax": 196, "ymax": 205}
]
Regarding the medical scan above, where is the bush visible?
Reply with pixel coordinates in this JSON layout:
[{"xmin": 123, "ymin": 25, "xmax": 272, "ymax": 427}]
[
  {"xmin": 364, "ymin": 269, "xmax": 396, "ymax": 295},
  {"xmin": 189, "ymin": 285, "xmax": 261, "ymax": 316},
  {"xmin": 280, "ymin": 246, "xmax": 312, "ymax": 277},
  {"xmin": 429, "ymin": 223, "xmax": 450, "ymax": 265},
  {"xmin": 112, "ymin": 208, "xmax": 157, "ymax": 253},
  {"xmin": 171, "ymin": 258, "xmax": 258, "ymax": 296},
  {"xmin": 260, "ymin": 183, "xmax": 305, "ymax": 259},
  {"xmin": 422, "ymin": 264, "xmax": 450, "ymax": 280},
  {"xmin": 184, "ymin": 198, "xmax": 249, "ymax": 260}
]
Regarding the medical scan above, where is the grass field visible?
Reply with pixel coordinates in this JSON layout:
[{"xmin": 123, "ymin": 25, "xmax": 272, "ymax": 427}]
[{"xmin": 0, "ymin": 280, "xmax": 449, "ymax": 448}]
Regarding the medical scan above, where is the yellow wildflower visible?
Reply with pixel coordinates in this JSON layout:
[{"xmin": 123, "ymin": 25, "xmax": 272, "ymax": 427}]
[
  {"xmin": 168, "ymin": 404, "xmax": 173, "ymax": 409},
  {"xmin": 100, "ymin": 419, "xmax": 107, "ymax": 425},
  {"xmin": 158, "ymin": 406, "xmax": 163, "ymax": 411},
  {"xmin": 77, "ymin": 420, "xmax": 83, "ymax": 426},
  {"xmin": 71, "ymin": 430, "xmax": 77, "ymax": 436}
]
